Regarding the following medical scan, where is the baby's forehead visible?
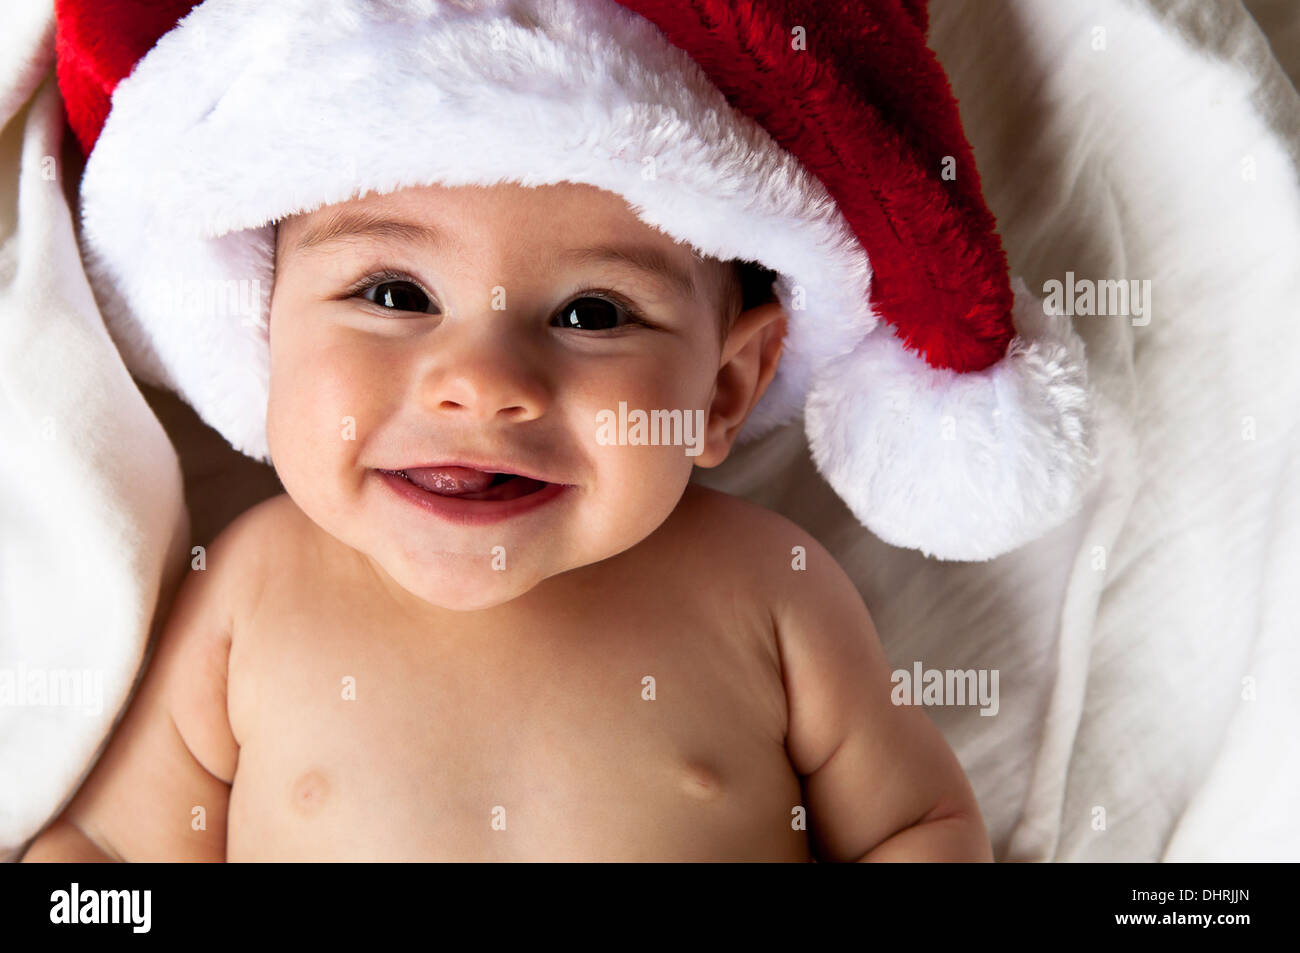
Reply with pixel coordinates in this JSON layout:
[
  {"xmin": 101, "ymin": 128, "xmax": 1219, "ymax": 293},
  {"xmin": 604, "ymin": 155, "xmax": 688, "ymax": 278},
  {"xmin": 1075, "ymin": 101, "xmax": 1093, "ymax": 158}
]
[{"xmin": 284, "ymin": 181, "xmax": 658, "ymax": 241}]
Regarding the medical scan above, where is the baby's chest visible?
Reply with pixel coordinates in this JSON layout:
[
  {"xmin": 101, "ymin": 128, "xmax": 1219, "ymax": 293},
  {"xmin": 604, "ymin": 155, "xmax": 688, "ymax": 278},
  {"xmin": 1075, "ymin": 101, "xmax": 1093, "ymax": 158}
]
[{"xmin": 225, "ymin": 590, "xmax": 805, "ymax": 860}]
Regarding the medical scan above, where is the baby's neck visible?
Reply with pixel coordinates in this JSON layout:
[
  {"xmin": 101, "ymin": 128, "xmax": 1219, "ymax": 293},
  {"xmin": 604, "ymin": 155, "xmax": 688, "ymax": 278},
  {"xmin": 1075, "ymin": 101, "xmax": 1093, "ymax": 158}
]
[{"xmin": 342, "ymin": 532, "xmax": 613, "ymax": 628}]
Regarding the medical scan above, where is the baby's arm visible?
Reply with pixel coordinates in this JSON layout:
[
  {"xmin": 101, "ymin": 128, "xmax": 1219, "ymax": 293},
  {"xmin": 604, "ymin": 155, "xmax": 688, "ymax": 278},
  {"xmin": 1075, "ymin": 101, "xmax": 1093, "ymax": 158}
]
[
  {"xmin": 773, "ymin": 536, "xmax": 993, "ymax": 862},
  {"xmin": 21, "ymin": 508, "xmax": 256, "ymax": 862}
]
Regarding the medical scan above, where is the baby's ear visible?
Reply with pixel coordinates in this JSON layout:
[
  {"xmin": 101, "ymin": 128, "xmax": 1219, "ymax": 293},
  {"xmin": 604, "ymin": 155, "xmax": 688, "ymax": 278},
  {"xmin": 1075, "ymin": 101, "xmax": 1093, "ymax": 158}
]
[{"xmin": 694, "ymin": 300, "xmax": 787, "ymax": 469}]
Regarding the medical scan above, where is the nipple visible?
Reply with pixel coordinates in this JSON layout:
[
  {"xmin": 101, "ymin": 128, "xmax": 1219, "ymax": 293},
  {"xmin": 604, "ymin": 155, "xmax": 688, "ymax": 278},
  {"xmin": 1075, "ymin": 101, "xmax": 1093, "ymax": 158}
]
[{"xmin": 290, "ymin": 769, "xmax": 330, "ymax": 815}]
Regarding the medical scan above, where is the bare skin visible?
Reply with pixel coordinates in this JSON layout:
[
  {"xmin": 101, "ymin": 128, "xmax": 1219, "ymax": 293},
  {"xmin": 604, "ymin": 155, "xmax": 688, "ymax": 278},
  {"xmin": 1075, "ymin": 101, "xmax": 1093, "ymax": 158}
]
[{"xmin": 22, "ymin": 182, "xmax": 991, "ymax": 862}]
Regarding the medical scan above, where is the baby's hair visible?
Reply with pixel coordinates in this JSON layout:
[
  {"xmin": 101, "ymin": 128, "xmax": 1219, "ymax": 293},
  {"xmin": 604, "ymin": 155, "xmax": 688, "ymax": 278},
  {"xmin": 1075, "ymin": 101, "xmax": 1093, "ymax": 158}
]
[{"xmin": 716, "ymin": 258, "xmax": 779, "ymax": 344}]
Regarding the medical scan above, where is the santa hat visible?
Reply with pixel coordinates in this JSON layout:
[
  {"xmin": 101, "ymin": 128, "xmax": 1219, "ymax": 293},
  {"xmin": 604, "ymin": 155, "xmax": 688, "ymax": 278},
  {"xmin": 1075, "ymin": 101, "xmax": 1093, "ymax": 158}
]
[{"xmin": 54, "ymin": 0, "xmax": 1096, "ymax": 561}]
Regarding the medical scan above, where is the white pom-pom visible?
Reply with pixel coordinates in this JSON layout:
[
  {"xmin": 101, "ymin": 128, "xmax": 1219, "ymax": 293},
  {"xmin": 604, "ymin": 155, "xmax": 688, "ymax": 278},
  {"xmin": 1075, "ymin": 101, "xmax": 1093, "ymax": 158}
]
[{"xmin": 804, "ymin": 277, "xmax": 1099, "ymax": 561}]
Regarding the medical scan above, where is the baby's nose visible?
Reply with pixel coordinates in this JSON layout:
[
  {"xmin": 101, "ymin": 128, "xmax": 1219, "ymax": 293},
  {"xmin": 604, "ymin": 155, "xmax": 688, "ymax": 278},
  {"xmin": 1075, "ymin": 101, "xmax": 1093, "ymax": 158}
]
[{"xmin": 416, "ymin": 323, "xmax": 548, "ymax": 423}]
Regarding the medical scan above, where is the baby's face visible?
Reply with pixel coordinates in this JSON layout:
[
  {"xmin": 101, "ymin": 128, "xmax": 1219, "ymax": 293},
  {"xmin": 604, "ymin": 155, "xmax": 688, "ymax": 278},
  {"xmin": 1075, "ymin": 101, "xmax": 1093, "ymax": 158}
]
[{"xmin": 267, "ymin": 182, "xmax": 778, "ymax": 614}]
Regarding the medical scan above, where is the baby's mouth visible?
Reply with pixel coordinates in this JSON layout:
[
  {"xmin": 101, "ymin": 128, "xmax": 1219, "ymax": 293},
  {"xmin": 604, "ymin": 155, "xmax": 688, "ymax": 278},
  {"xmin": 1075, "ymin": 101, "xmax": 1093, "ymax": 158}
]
[{"xmin": 378, "ymin": 466, "xmax": 551, "ymax": 502}]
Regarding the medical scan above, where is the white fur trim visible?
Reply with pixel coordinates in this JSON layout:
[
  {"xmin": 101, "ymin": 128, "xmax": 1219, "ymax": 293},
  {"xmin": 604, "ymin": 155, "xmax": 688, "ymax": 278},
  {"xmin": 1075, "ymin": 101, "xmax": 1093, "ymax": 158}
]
[
  {"xmin": 804, "ymin": 277, "xmax": 1099, "ymax": 561},
  {"xmin": 79, "ymin": 0, "xmax": 874, "ymax": 462}
]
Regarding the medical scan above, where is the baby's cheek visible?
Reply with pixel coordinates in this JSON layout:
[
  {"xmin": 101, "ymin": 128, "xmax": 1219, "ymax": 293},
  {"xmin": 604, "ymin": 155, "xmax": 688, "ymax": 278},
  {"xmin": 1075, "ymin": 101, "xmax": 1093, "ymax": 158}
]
[
  {"xmin": 266, "ymin": 366, "xmax": 367, "ymax": 548},
  {"xmin": 285, "ymin": 338, "xmax": 358, "ymax": 430},
  {"xmin": 594, "ymin": 441, "xmax": 694, "ymax": 539},
  {"xmin": 267, "ymin": 350, "xmax": 359, "ymax": 506}
]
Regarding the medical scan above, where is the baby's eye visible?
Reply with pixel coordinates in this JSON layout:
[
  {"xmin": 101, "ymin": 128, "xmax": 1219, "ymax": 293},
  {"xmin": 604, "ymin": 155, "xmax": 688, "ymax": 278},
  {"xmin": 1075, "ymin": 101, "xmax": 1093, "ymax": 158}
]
[
  {"xmin": 361, "ymin": 279, "xmax": 435, "ymax": 314},
  {"xmin": 553, "ymin": 295, "xmax": 643, "ymax": 332}
]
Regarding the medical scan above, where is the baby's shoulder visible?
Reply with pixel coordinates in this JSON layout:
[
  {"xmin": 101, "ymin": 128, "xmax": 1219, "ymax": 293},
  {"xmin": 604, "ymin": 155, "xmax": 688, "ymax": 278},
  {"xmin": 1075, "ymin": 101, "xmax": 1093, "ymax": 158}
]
[
  {"xmin": 206, "ymin": 491, "xmax": 305, "ymax": 557},
  {"xmin": 201, "ymin": 492, "xmax": 315, "ymax": 615},
  {"xmin": 669, "ymin": 483, "xmax": 837, "ymax": 599}
]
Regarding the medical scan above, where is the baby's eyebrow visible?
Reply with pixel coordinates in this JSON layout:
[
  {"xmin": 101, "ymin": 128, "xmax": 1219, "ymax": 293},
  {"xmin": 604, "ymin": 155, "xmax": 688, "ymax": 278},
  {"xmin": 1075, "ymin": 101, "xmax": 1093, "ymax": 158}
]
[
  {"xmin": 287, "ymin": 209, "xmax": 699, "ymax": 300},
  {"xmin": 287, "ymin": 209, "xmax": 450, "ymax": 257},
  {"xmin": 551, "ymin": 244, "xmax": 698, "ymax": 301}
]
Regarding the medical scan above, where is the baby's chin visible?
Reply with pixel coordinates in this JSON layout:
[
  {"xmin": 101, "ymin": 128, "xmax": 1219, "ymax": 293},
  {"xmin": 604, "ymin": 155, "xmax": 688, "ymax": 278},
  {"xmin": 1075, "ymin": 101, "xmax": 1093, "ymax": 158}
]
[{"xmin": 367, "ymin": 544, "xmax": 570, "ymax": 615}]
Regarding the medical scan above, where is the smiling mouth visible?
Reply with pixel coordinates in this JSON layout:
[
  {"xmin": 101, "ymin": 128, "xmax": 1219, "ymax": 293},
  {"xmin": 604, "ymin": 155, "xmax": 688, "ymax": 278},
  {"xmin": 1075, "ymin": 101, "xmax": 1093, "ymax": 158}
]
[{"xmin": 376, "ymin": 467, "xmax": 552, "ymax": 502}]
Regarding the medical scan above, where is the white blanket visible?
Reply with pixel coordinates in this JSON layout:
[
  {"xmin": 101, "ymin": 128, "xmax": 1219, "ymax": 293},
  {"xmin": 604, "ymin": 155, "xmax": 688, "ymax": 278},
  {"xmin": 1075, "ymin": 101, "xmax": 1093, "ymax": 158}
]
[{"xmin": 3, "ymin": 0, "xmax": 1298, "ymax": 861}]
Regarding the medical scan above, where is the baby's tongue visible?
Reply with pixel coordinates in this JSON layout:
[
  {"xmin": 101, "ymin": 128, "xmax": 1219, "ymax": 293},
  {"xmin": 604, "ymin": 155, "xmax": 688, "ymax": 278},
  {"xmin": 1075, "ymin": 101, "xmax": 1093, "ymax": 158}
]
[{"xmin": 403, "ymin": 466, "xmax": 496, "ymax": 496}]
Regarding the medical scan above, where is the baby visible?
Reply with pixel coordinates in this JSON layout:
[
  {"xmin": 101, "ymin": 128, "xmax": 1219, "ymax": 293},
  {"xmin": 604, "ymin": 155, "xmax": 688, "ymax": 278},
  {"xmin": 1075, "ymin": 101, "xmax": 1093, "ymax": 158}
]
[{"xmin": 23, "ymin": 180, "xmax": 992, "ymax": 862}]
